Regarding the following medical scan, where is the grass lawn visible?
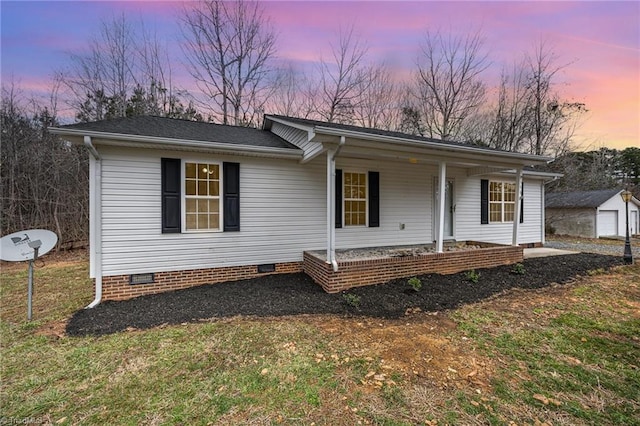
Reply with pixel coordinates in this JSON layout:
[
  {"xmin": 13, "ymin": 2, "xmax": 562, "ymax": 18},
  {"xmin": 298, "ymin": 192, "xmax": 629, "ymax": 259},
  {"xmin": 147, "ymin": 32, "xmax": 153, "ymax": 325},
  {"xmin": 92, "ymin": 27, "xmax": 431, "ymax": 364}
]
[{"xmin": 1, "ymin": 253, "xmax": 638, "ymax": 425}]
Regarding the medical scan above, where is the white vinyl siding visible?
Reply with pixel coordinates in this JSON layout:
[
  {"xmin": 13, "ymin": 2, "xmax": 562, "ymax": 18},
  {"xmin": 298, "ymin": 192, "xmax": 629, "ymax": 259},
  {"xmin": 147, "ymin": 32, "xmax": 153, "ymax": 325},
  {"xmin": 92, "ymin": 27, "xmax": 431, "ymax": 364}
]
[
  {"xmin": 98, "ymin": 146, "xmax": 326, "ymax": 276},
  {"xmin": 456, "ymin": 176, "xmax": 542, "ymax": 245},
  {"xmin": 96, "ymin": 147, "xmax": 546, "ymax": 277},
  {"xmin": 335, "ymin": 158, "xmax": 433, "ymax": 249}
]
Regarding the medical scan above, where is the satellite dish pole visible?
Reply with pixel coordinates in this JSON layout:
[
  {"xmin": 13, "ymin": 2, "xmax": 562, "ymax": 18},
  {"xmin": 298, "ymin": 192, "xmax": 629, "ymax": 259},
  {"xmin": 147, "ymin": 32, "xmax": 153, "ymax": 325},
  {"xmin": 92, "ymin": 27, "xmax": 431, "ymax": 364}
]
[
  {"xmin": 1, "ymin": 229, "xmax": 58, "ymax": 321},
  {"xmin": 27, "ymin": 240, "xmax": 42, "ymax": 321}
]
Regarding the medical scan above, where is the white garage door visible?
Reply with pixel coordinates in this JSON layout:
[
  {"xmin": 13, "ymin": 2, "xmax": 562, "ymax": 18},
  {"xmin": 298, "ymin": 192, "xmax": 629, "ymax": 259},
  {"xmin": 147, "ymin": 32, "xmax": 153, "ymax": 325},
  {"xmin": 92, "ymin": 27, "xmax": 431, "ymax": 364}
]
[{"xmin": 598, "ymin": 210, "xmax": 618, "ymax": 236}]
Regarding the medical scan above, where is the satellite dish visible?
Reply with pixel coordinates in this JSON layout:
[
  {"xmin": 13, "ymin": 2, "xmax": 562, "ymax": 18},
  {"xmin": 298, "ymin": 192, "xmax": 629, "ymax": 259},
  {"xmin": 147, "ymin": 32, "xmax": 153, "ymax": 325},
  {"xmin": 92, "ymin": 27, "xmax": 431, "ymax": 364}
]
[{"xmin": 0, "ymin": 229, "xmax": 58, "ymax": 262}]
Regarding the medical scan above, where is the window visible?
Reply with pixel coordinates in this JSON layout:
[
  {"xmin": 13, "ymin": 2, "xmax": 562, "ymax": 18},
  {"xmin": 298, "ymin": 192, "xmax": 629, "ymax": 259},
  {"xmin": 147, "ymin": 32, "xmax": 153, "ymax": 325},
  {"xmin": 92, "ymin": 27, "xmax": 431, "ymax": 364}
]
[
  {"xmin": 184, "ymin": 162, "xmax": 221, "ymax": 231},
  {"xmin": 489, "ymin": 181, "xmax": 516, "ymax": 222},
  {"xmin": 344, "ymin": 172, "xmax": 367, "ymax": 226}
]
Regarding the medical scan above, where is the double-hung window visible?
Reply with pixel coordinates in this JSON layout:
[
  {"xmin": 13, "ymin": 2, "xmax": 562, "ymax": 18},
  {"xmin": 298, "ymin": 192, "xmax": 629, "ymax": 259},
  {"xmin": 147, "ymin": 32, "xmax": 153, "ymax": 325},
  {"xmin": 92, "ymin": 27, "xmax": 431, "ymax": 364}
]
[
  {"xmin": 184, "ymin": 162, "xmax": 221, "ymax": 231},
  {"xmin": 489, "ymin": 181, "xmax": 516, "ymax": 222},
  {"xmin": 344, "ymin": 172, "xmax": 367, "ymax": 226}
]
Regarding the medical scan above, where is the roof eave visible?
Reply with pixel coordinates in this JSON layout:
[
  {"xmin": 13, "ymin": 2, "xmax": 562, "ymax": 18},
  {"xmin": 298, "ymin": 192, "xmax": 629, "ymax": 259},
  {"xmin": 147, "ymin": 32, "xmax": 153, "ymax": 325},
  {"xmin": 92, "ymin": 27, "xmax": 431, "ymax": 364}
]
[
  {"xmin": 49, "ymin": 127, "xmax": 303, "ymax": 159},
  {"xmin": 312, "ymin": 126, "xmax": 552, "ymax": 166}
]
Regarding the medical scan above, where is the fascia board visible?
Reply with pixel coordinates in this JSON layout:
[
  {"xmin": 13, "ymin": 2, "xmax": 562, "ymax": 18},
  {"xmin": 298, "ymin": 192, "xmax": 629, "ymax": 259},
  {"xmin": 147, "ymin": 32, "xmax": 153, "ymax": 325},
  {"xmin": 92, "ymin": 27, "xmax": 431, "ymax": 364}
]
[{"xmin": 49, "ymin": 127, "xmax": 303, "ymax": 159}]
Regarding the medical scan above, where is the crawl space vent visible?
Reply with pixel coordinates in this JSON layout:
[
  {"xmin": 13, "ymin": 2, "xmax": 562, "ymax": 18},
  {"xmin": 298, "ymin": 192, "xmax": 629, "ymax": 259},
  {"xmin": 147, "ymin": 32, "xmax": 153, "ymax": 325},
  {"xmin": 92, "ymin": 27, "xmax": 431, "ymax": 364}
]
[
  {"xmin": 257, "ymin": 264, "xmax": 276, "ymax": 273},
  {"xmin": 129, "ymin": 273, "xmax": 155, "ymax": 285}
]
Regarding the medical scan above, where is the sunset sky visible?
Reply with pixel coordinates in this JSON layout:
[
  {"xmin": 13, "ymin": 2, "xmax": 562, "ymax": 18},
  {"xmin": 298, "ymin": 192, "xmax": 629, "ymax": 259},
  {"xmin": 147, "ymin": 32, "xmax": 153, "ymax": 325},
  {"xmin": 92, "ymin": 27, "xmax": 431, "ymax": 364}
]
[{"xmin": 1, "ymin": 1, "xmax": 638, "ymax": 150}]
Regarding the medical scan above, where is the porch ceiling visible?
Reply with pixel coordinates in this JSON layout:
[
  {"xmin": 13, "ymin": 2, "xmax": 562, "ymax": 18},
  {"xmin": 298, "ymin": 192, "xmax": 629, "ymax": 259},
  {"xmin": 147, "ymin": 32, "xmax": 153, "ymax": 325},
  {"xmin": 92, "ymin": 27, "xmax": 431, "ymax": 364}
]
[
  {"xmin": 313, "ymin": 131, "xmax": 550, "ymax": 170},
  {"xmin": 323, "ymin": 138, "xmax": 540, "ymax": 171}
]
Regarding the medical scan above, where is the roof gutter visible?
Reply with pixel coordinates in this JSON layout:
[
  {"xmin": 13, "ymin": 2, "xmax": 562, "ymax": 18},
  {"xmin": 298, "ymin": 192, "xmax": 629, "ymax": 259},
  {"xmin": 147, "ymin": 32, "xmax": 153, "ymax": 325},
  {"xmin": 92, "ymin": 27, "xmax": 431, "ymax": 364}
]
[
  {"xmin": 49, "ymin": 127, "xmax": 303, "ymax": 159},
  {"xmin": 84, "ymin": 136, "xmax": 102, "ymax": 309}
]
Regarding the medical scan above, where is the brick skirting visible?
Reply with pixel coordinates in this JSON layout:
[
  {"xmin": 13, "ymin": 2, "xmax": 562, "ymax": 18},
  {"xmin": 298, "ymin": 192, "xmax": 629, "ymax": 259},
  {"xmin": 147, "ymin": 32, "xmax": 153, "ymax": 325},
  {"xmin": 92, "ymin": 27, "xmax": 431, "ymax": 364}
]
[
  {"xmin": 95, "ymin": 242, "xmax": 526, "ymax": 300},
  {"xmin": 303, "ymin": 242, "xmax": 524, "ymax": 293},
  {"xmin": 99, "ymin": 261, "xmax": 303, "ymax": 301}
]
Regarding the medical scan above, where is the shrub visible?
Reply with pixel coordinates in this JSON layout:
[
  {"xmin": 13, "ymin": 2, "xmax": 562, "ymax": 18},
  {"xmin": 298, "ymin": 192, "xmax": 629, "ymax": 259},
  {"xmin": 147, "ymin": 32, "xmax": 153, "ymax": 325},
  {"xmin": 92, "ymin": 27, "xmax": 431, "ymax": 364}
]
[
  {"xmin": 511, "ymin": 263, "xmax": 526, "ymax": 275},
  {"xmin": 342, "ymin": 292, "xmax": 361, "ymax": 308},
  {"xmin": 466, "ymin": 269, "xmax": 480, "ymax": 283},
  {"xmin": 407, "ymin": 277, "xmax": 422, "ymax": 292}
]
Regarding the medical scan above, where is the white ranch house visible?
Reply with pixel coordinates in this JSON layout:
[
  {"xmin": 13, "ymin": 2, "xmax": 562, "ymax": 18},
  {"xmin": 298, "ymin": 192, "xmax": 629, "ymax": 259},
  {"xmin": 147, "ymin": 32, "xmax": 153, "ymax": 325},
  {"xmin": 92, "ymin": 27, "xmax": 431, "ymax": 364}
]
[{"xmin": 51, "ymin": 115, "xmax": 558, "ymax": 306}]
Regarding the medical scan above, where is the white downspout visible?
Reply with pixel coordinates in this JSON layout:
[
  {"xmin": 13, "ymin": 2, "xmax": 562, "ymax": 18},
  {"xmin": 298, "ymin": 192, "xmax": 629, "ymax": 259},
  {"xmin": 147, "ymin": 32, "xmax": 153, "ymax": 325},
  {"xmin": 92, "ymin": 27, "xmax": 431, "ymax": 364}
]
[
  {"xmin": 84, "ymin": 136, "xmax": 102, "ymax": 309},
  {"xmin": 327, "ymin": 136, "xmax": 346, "ymax": 272}
]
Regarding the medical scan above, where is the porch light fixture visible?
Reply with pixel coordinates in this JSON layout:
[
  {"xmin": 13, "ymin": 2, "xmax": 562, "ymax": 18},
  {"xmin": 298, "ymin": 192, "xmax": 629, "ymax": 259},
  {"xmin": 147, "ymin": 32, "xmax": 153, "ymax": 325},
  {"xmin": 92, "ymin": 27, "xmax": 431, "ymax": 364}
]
[{"xmin": 621, "ymin": 189, "xmax": 633, "ymax": 264}]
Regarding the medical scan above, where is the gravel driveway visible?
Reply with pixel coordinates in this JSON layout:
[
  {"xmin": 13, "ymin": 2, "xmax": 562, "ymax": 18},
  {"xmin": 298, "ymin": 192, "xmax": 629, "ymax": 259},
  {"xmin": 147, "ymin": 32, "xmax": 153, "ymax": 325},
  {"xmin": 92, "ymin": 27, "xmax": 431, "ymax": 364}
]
[{"xmin": 545, "ymin": 237, "xmax": 640, "ymax": 257}]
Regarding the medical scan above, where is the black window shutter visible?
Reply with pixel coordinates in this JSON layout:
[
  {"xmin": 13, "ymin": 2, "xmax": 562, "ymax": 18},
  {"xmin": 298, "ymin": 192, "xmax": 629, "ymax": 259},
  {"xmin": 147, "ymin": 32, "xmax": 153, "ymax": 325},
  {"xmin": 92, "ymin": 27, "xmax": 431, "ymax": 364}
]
[
  {"xmin": 335, "ymin": 169, "xmax": 342, "ymax": 228},
  {"xmin": 480, "ymin": 179, "xmax": 489, "ymax": 225},
  {"xmin": 368, "ymin": 171, "xmax": 380, "ymax": 227},
  {"xmin": 519, "ymin": 182, "xmax": 524, "ymax": 223},
  {"xmin": 161, "ymin": 158, "xmax": 181, "ymax": 233},
  {"xmin": 223, "ymin": 162, "xmax": 240, "ymax": 232}
]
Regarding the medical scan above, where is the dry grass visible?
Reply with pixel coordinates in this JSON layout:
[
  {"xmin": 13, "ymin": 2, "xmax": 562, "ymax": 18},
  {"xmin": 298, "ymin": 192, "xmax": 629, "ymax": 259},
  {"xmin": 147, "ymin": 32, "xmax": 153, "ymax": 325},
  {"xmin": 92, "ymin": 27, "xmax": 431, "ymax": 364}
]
[{"xmin": 1, "ymin": 249, "xmax": 638, "ymax": 425}]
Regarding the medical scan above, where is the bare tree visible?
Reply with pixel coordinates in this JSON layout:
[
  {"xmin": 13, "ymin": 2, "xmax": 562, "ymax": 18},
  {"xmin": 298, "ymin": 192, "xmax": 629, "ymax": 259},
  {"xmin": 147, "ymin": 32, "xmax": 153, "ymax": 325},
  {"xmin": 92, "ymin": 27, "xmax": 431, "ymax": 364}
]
[
  {"xmin": 316, "ymin": 25, "xmax": 370, "ymax": 123},
  {"xmin": 268, "ymin": 63, "xmax": 317, "ymax": 118},
  {"xmin": 523, "ymin": 41, "xmax": 585, "ymax": 155},
  {"xmin": 60, "ymin": 14, "xmax": 135, "ymax": 121},
  {"xmin": 485, "ymin": 62, "xmax": 532, "ymax": 151},
  {"xmin": 352, "ymin": 63, "xmax": 400, "ymax": 130},
  {"xmin": 60, "ymin": 14, "xmax": 195, "ymax": 122},
  {"xmin": 464, "ymin": 42, "xmax": 586, "ymax": 156},
  {"xmin": 413, "ymin": 30, "xmax": 489, "ymax": 140},
  {"xmin": 181, "ymin": 0, "xmax": 277, "ymax": 126},
  {"xmin": 1, "ymin": 82, "xmax": 89, "ymax": 247}
]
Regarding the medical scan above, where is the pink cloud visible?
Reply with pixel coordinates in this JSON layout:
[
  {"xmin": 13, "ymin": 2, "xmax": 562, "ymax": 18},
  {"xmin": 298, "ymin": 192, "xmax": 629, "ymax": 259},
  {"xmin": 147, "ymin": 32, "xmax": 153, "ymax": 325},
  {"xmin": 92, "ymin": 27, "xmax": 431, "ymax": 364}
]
[{"xmin": 2, "ymin": 0, "xmax": 638, "ymax": 149}]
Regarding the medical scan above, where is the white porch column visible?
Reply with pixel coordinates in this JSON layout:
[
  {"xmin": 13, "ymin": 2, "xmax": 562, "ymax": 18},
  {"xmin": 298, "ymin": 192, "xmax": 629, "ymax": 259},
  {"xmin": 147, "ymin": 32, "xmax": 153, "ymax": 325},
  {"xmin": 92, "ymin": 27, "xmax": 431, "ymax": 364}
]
[
  {"xmin": 512, "ymin": 168, "xmax": 523, "ymax": 246},
  {"xmin": 436, "ymin": 161, "xmax": 447, "ymax": 253},
  {"xmin": 326, "ymin": 149, "xmax": 335, "ymax": 262},
  {"xmin": 540, "ymin": 181, "xmax": 546, "ymax": 245}
]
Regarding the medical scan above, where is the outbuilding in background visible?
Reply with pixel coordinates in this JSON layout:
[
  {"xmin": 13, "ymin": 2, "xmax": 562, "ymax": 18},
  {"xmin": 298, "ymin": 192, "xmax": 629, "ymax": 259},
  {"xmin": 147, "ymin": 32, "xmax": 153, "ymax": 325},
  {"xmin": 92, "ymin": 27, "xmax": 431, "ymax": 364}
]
[{"xmin": 546, "ymin": 189, "xmax": 640, "ymax": 238}]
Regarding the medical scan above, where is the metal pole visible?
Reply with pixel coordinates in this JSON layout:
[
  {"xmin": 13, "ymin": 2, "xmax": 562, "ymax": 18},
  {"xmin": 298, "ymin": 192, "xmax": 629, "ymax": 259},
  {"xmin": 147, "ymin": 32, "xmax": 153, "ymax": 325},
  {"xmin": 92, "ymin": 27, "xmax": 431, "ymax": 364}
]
[
  {"xmin": 27, "ymin": 246, "xmax": 39, "ymax": 321},
  {"xmin": 624, "ymin": 198, "xmax": 633, "ymax": 264},
  {"xmin": 27, "ymin": 259, "xmax": 34, "ymax": 321}
]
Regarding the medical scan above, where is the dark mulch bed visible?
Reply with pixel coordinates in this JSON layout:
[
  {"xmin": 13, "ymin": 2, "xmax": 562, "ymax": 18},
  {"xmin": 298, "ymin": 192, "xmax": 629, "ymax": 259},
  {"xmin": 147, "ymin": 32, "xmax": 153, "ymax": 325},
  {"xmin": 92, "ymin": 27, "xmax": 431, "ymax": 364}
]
[{"xmin": 66, "ymin": 253, "xmax": 624, "ymax": 336}]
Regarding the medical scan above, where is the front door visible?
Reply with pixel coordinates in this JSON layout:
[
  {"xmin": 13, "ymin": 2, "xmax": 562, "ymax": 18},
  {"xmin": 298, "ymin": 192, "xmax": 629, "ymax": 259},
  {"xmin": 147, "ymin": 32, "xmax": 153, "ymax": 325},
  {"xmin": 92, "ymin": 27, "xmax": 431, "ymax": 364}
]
[{"xmin": 434, "ymin": 178, "xmax": 455, "ymax": 240}]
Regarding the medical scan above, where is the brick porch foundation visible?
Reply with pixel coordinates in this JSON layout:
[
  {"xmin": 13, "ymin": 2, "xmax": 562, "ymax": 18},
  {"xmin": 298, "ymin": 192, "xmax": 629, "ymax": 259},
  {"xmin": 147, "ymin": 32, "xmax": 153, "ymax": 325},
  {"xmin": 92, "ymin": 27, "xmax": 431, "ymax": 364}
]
[
  {"xmin": 99, "ymin": 261, "xmax": 303, "ymax": 301},
  {"xmin": 303, "ymin": 242, "xmax": 524, "ymax": 293}
]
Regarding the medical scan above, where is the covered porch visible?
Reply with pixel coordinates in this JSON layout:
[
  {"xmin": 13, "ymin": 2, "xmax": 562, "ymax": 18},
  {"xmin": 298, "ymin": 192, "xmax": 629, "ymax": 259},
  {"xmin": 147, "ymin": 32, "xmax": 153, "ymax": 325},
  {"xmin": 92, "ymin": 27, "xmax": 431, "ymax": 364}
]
[{"xmin": 265, "ymin": 115, "xmax": 554, "ymax": 292}]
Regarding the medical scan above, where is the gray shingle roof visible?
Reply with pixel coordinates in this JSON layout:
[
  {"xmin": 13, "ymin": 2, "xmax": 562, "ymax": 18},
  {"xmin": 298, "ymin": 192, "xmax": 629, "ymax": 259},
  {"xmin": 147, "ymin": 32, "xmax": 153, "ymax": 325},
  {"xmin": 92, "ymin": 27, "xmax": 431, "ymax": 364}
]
[
  {"xmin": 58, "ymin": 116, "xmax": 298, "ymax": 150},
  {"xmin": 545, "ymin": 189, "xmax": 621, "ymax": 209},
  {"xmin": 266, "ymin": 114, "xmax": 495, "ymax": 151}
]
